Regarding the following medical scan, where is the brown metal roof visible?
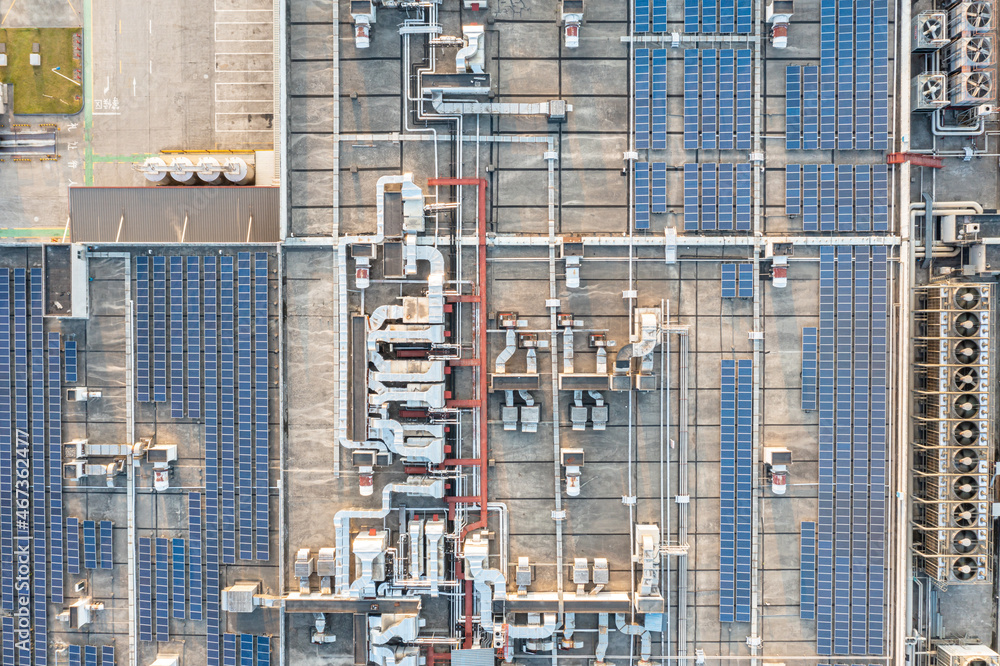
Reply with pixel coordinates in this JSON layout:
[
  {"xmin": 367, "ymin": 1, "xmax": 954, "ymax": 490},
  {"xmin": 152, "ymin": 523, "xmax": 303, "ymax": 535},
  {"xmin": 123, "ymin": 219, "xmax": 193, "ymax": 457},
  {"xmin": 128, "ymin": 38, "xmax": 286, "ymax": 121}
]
[{"xmin": 69, "ymin": 187, "xmax": 279, "ymax": 243}]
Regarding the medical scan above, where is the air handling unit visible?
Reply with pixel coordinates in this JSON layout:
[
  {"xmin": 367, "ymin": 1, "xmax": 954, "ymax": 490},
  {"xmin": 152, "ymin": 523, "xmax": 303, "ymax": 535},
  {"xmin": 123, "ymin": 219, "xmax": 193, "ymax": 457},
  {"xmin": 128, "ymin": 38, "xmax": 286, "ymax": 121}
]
[
  {"xmin": 912, "ymin": 283, "xmax": 995, "ymax": 586},
  {"xmin": 946, "ymin": 36, "xmax": 994, "ymax": 70},
  {"xmin": 936, "ymin": 644, "xmax": 1000, "ymax": 666},
  {"xmin": 950, "ymin": 71, "xmax": 995, "ymax": 105},
  {"xmin": 914, "ymin": 11, "xmax": 949, "ymax": 52},
  {"xmin": 950, "ymin": 2, "xmax": 993, "ymax": 34},
  {"xmin": 913, "ymin": 73, "xmax": 951, "ymax": 111}
]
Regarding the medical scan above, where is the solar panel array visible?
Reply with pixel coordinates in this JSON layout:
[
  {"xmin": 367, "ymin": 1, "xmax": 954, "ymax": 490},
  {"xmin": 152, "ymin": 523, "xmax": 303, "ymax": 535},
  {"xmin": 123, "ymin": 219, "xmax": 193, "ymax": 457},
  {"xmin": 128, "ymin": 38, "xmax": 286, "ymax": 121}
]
[
  {"xmin": 634, "ymin": 49, "xmax": 667, "ymax": 151},
  {"xmin": 721, "ymin": 263, "xmax": 755, "ymax": 299},
  {"xmin": 138, "ymin": 537, "xmax": 153, "ymax": 642},
  {"xmin": 64, "ymin": 340, "xmax": 78, "ymax": 383},
  {"xmin": 685, "ymin": 49, "xmax": 751, "ymax": 150},
  {"xmin": 66, "ymin": 644, "xmax": 113, "ymax": 666},
  {"xmin": 683, "ymin": 163, "xmax": 752, "ymax": 231},
  {"xmin": 683, "ymin": 0, "xmax": 753, "ymax": 33},
  {"xmin": 803, "ymin": 0, "xmax": 889, "ymax": 150},
  {"xmin": 99, "ymin": 520, "xmax": 113, "ymax": 569},
  {"xmin": 801, "ymin": 521, "xmax": 817, "ymax": 619},
  {"xmin": 136, "ymin": 256, "xmax": 150, "ymax": 402},
  {"xmin": 82, "ymin": 520, "xmax": 97, "ymax": 569},
  {"xmin": 155, "ymin": 537, "xmax": 170, "ymax": 642},
  {"xmin": 222, "ymin": 634, "xmax": 272, "ymax": 666},
  {"xmin": 720, "ymin": 358, "xmax": 752, "ymax": 622},
  {"xmin": 29, "ymin": 268, "xmax": 47, "ymax": 665},
  {"xmin": 49, "ymin": 332, "xmax": 64, "ymax": 602},
  {"xmin": 0, "ymin": 270, "xmax": 9, "ymax": 613},
  {"xmin": 254, "ymin": 254, "xmax": 270, "ymax": 561},
  {"xmin": 634, "ymin": 162, "xmax": 650, "ymax": 230},
  {"xmin": 801, "ymin": 327, "xmax": 818, "ymax": 411},
  {"xmin": 205, "ymin": 257, "xmax": 222, "ymax": 666},
  {"xmin": 173, "ymin": 538, "xmax": 186, "ymax": 619},
  {"xmin": 170, "ymin": 256, "xmax": 185, "ymax": 417},
  {"xmin": 786, "ymin": 164, "xmax": 890, "ymax": 232},
  {"xmin": 189, "ymin": 493, "xmax": 204, "ymax": 620},
  {"xmin": 817, "ymin": 246, "xmax": 888, "ymax": 655}
]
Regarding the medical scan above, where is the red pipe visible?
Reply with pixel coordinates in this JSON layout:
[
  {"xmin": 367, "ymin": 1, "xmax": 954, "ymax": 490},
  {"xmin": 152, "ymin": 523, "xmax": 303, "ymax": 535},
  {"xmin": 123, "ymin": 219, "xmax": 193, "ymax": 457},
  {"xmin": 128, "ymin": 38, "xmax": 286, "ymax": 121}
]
[{"xmin": 428, "ymin": 177, "xmax": 488, "ymax": 649}]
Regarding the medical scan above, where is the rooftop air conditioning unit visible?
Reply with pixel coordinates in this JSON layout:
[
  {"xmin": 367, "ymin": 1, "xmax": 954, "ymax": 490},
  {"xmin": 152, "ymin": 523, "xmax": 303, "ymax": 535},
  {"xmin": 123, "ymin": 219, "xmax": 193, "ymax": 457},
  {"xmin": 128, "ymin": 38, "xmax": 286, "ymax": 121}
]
[
  {"xmin": 937, "ymin": 644, "xmax": 1000, "ymax": 666},
  {"xmin": 947, "ymin": 36, "xmax": 994, "ymax": 70},
  {"xmin": 950, "ymin": 71, "xmax": 995, "ymax": 106},
  {"xmin": 914, "ymin": 12, "xmax": 950, "ymax": 52},
  {"xmin": 913, "ymin": 73, "xmax": 950, "ymax": 111},
  {"xmin": 950, "ymin": 2, "xmax": 993, "ymax": 34}
]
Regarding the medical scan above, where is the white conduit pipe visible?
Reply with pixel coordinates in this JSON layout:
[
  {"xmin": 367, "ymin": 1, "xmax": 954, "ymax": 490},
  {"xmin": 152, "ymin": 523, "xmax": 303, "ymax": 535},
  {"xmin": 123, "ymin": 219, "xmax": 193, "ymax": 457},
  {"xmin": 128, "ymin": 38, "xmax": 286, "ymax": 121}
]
[{"xmin": 614, "ymin": 614, "xmax": 652, "ymax": 662}]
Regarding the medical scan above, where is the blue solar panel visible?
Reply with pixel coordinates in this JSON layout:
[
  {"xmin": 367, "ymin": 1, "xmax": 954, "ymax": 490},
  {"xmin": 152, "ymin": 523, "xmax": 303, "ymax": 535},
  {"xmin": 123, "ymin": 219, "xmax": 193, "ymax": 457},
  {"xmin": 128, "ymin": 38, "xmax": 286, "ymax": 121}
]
[
  {"xmin": 29, "ymin": 269, "xmax": 46, "ymax": 666},
  {"xmin": 238, "ymin": 253, "xmax": 254, "ymax": 561},
  {"xmin": 82, "ymin": 520, "xmax": 97, "ymax": 570},
  {"xmin": 873, "ymin": 165, "xmax": 889, "ymax": 232},
  {"xmin": 735, "ymin": 359, "xmax": 752, "ymax": 623},
  {"xmin": 820, "ymin": 0, "xmax": 836, "ymax": 150},
  {"xmin": 803, "ymin": 66, "xmax": 819, "ymax": 150},
  {"xmin": 204, "ymin": 257, "xmax": 221, "ymax": 666},
  {"xmin": 0, "ymin": 269, "xmax": 10, "ymax": 612},
  {"xmin": 684, "ymin": 50, "xmax": 699, "ymax": 150},
  {"xmin": 702, "ymin": 50, "xmax": 717, "ymax": 150},
  {"xmin": 170, "ymin": 256, "xmax": 185, "ymax": 417},
  {"xmin": 855, "ymin": 165, "xmax": 871, "ymax": 232},
  {"xmin": 101, "ymin": 646, "xmax": 114, "ymax": 666},
  {"xmin": 136, "ymin": 256, "xmax": 150, "ymax": 403},
  {"xmin": 873, "ymin": 0, "xmax": 889, "ymax": 148},
  {"xmin": 67, "ymin": 517, "xmax": 80, "ymax": 574},
  {"xmin": 719, "ymin": 49, "xmax": 735, "ymax": 149},
  {"xmin": 188, "ymin": 257, "xmax": 202, "ymax": 418},
  {"xmin": 684, "ymin": 164, "xmax": 699, "ymax": 231},
  {"xmin": 837, "ymin": 165, "xmax": 853, "ymax": 231},
  {"xmin": 801, "ymin": 327, "xmax": 818, "ymax": 411},
  {"xmin": 635, "ymin": 49, "xmax": 650, "ymax": 150},
  {"xmin": 816, "ymin": 247, "xmax": 835, "ymax": 655},
  {"xmin": 718, "ymin": 163, "xmax": 734, "ymax": 230},
  {"xmin": 786, "ymin": 66, "xmax": 801, "ymax": 150},
  {"xmin": 68, "ymin": 646, "xmax": 81, "ymax": 666},
  {"xmin": 855, "ymin": 0, "xmax": 872, "ymax": 150},
  {"xmin": 635, "ymin": 162, "xmax": 650, "ymax": 231},
  {"xmin": 738, "ymin": 263, "xmax": 753, "ymax": 298},
  {"xmin": 651, "ymin": 0, "xmax": 667, "ymax": 31},
  {"xmin": 801, "ymin": 521, "xmax": 816, "ymax": 619},
  {"xmin": 172, "ymin": 538, "xmax": 186, "ymax": 619},
  {"xmin": 64, "ymin": 340, "xmax": 78, "ymax": 383},
  {"xmin": 156, "ymin": 537, "xmax": 170, "ymax": 642},
  {"xmin": 152, "ymin": 256, "xmax": 167, "ymax": 402},
  {"xmin": 735, "ymin": 163, "xmax": 751, "ymax": 231},
  {"xmin": 651, "ymin": 162, "xmax": 667, "ymax": 215},
  {"xmin": 786, "ymin": 165, "xmax": 801, "ymax": 217},
  {"xmin": 803, "ymin": 165, "xmax": 819, "ymax": 231},
  {"xmin": 820, "ymin": 165, "xmax": 836, "ymax": 232},
  {"xmin": 635, "ymin": 0, "xmax": 650, "ymax": 31},
  {"xmin": 651, "ymin": 50, "xmax": 667, "ymax": 149},
  {"xmin": 2, "ymin": 617, "xmax": 13, "ymax": 666},
  {"xmin": 49, "ymin": 332, "xmax": 64, "ymax": 602},
  {"xmin": 257, "ymin": 637, "xmax": 271, "ymax": 666},
  {"xmin": 721, "ymin": 264, "xmax": 738, "ymax": 299},
  {"xmin": 837, "ymin": 0, "xmax": 854, "ymax": 149},
  {"xmin": 833, "ymin": 245, "xmax": 852, "ymax": 656},
  {"xmin": 138, "ymin": 537, "xmax": 153, "ymax": 642},
  {"xmin": 99, "ymin": 520, "xmax": 113, "ymax": 569},
  {"xmin": 852, "ymin": 248, "xmax": 870, "ymax": 655},
  {"xmin": 240, "ymin": 634, "xmax": 253, "ymax": 666},
  {"xmin": 736, "ymin": 0, "xmax": 750, "ymax": 32},
  {"xmin": 719, "ymin": 359, "xmax": 736, "ymax": 621},
  {"xmin": 84, "ymin": 646, "xmax": 97, "ymax": 666},
  {"xmin": 869, "ymin": 246, "xmax": 888, "ymax": 655},
  {"xmin": 223, "ymin": 634, "xmax": 238, "ymax": 666},
  {"xmin": 735, "ymin": 50, "xmax": 751, "ymax": 149},
  {"xmin": 702, "ymin": 164, "xmax": 717, "ymax": 231},
  {"xmin": 684, "ymin": 0, "xmax": 698, "ymax": 32},
  {"xmin": 221, "ymin": 256, "xmax": 237, "ymax": 565},
  {"xmin": 13, "ymin": 269, "xmax": 26, "ymax": 646},
  {"xmin": 720, "ymin": 0, "xmax": 734, "ymax": 32},
  {"xmin": 189, "ymin": 493, "xmax": 204, "ymax": 619},
  {"xmin": 702, "ymin": 0, "xmax": 717, "ymax": 32}
]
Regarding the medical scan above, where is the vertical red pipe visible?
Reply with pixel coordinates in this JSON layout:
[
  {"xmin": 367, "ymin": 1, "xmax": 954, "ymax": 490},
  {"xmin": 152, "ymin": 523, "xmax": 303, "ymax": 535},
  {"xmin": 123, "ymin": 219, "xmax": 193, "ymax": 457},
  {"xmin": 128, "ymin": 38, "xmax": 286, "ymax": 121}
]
[{"xmin": 427, "ymin": 177, "xmax": 488, "ymax": 648}]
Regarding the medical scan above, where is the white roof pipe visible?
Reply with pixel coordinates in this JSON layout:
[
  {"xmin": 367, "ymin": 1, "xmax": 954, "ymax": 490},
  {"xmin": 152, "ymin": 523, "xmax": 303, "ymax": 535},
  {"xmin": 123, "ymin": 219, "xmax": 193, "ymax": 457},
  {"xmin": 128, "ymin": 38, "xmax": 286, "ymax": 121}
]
[
  {"xmin": 369, "ymin": 305, "xmax": 406, "ymax": 331},
  {"xmin": 367, "ymin": 325, "xmax": 446, "ymax": 350},
  {"xmin": 333, "ymin": 478, "xmax": 444, "ymax": 596},
  {"xmin": 369, "ymin": 354, "xmax": 445, "ymax": 383},
  {"xmin": 506, "ymin": 612, "xmax": 557, "ymax": 639},
  {"xmin": 370, "ymin": 419, "xmax": 444, "ymax": 446},
  {"xmin": 614, "ymin": 614, "xmax": 652, "ymax": 661},
  {"xmin": 367, "ymin": 381, "xmax": 446, "ymax": 409},
  {"xmin": 495, "ymin": 329, "xmax": 517, "ymax": 374}
]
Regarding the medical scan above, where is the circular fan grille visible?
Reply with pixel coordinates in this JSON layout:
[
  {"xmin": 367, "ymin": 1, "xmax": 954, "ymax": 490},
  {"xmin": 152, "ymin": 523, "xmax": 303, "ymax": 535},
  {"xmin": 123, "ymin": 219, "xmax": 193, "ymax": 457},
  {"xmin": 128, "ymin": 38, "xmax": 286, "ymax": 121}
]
[
  {"xmin": 953, "ymin": 421, "xmax": 981, "ymax": 446},
  {"xmin": 953, "ymin": 393, "xmax": 980, "ymax": 418},
  {"xmin": 954, "ymin": 447, "xmax": 981, "ymax": 473},
  {"xmin": 953, "ymin": 529, "xmax": 979, "ymax": 554},
  {"xmin": 968, "ymin": 3, "xmax": 992, "ymax": 29},
  {"xmin": 955, "ymin": 312, "xmax": 981, "ymax": 337},
  {"xmin": 953, "ymin": 502, "xmax": 979, "ymax": 527},
  {"xmin": 966, "ymin": 72, "xmax": 993, "ymax": 99},
  {"xmin": 953, "ymin": 557, "xmax": 979, "ymax": 581},
  {"xmin": 953, "ymin": 366, "xmax": 980, "ymax": 390},
  {"xmin": 955, "ymin": 286, "xmax": 982, "ymax": 309},
  {"xmin": 954, "ymin": 475, "xmax": 981, "ymax": 500},
  {"xmin": 954, "ymin": 339, "xmax": 981, "ymax": 364}
]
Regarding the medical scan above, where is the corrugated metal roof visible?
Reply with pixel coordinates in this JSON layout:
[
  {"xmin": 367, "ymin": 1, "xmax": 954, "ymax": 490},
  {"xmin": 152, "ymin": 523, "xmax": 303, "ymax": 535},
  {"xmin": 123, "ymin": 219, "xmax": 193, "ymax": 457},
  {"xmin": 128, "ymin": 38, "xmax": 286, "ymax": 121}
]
[{"xmin": 69, "ymin": 187, "xmax": 279, "ymax": 243}]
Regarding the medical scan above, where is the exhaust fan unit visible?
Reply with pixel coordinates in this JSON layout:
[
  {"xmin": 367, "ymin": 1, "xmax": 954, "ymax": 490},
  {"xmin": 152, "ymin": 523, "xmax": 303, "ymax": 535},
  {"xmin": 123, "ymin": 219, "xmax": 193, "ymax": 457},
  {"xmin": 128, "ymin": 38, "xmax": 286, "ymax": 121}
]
[
  {"xmin": 950, "ymin": 2, "xmax": 994, "ymax": 34},
  {"xmin": 936, "ymin": 644, "xmax": 1000, "ymax": 666},
  {"xmin": 914, "ymin": 11, "xmax": 950, "ymax": 51},
  {"xmin": 913, "ymin": 73, "xmax": 950, "ymax": 111},
  {"xmin": 947, "ymin": 36, "xmax": 995, "ymax": 70},
  {"xmin": 948, "ymin": 70, "xmax": 995, "ymax": 105}
]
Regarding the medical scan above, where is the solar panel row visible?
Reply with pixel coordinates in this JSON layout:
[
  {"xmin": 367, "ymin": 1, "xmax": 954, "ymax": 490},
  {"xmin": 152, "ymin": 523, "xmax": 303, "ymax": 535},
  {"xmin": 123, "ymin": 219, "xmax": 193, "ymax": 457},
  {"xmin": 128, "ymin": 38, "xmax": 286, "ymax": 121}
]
[
  {"xmin": 651, "ymin": 50, "xmax": 667, "ymax": 150},
  {"xmin": 801, "ymin": 327, "xmax": 818, "ymax": 411},
  {"xmin": 204, "ymin": 257, "xmax": 222, "ymax": 666},
  {"xmin": 136, "ymin": 257, "xmax": 150, "ymax": 402},
  {"xmin": 65, "ymin": 340, "xmax": 78, "ymax": 384},
  {"xmin": 29, "ymin": 269, "xmax": 47, "ymax": 666},
  {"xmin": 635, "ymin": 0, "xmax": 650, "ymax": 31},
  {"xmin": 155, "ymin": 537, "xmax": 170, "ymax": 642},
  {"xmin": 99, "ymin": 520, "xmax": 113, "ymax": 570},
  {"xmin": 152, "ymin": 257, "xmax": 167, "ymax": 402},
  {"xmin": 635, "ymin": 49, "xmax": 649, "ymax": 150},
  {"xmin": 82, "ymin": 520, "xmax": 97, "ymax": 570},
  {"xmin": 188, "ymin": 257, "xmax": 202, "ymax": 418},
  {"xmin": 682, "ymin": 0, "xmax": 751, "ymax": 33},
  {"xmin": 49, "ymin": 332, "xmax": 64, "ymax": 602},
  {"xmin": 0, "ymin": 270, "xmax": 10, "ymax": 612},
  {"xmin": 786, "ymin": 66, "xmax": 801, "ymax": 150},
  {"xmin": 801, "ymin": 521, "xmax": 817, "ymax": 619},
  {"xmin": 735, "ymin": 359, "xmax": 752, "ymax": 622},
  {"xmin": 718, "ymin": 361, "xmax": 735, "ymax": 619},
  {"xmin": 67, "ymin": 517, "xmax": 80, "ymax": 575},
  {"xmin": 635, "ymin": 162, "xmax": 650, "ymax": 230},
  {"xmin": 634, "ymin": 47, "xmax": 667, "ymax": 150},
  {"xmin": 254, "ymin": 253, "xmax": 270, "ymax": 561},
  {"xmin": 170, "ymin": 256, "xmax": 185, "ymax": 417},
  {"xmin": 816, "ymin": 246, "xmax": 888, "ymax": 656},
  {"xmin": 138, "ymin": 537, "xmax": 152, "ymax": 642},
  {"xmin": 685, "ymin": 50, "xmax": 749, "ymax": 150},
  {"xmin": 189, "ymin": 493, "xmax": 204, "ymax": 620},
  {"xmin": 814, "ymin": 0, "xmax": 889, "ymax": 149},
  {"xmin": 683, "ymin": 163, "xmax": 752, "ymax": 231},
  {"xmin": 238, "ymin": 253, "xmax": 254, "ymax": 561},
  {"xmin": 173, "ymin": 538, "xmax": 186, "ymax": 619},
  {"xmin": 720, "ymin": 359, "xmax": 754, "ymax": 622},
  {"xmin": 221, "ymin": 256, "xmax": 237, "ymax": 565},
  {"xmin": 788, "ymin": 164, "xmax": 890, "ymax": 233}
]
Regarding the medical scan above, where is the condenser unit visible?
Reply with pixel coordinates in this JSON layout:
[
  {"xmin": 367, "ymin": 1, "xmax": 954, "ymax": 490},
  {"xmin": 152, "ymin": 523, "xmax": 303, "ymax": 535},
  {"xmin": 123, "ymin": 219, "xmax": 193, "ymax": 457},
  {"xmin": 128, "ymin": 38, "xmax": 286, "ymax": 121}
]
[
  {"xmin": 950, "ymin": 2, "xmax": 994, "ymax": 34},
  {"xmin": 950, "ymin": 71, "xmax": 995, "ymax": 106},
  {"xmin": 913, "ymin": 73, "xmax": 951, "ymax": 110},
  {"xmin": 936, "ymin": 644, "xmax": 1000, "ymax": 666},
  {"xmin": 914, "ymin": 12, "xmax": 950, "ymax": 51},
  {"xmin": 946, "ymin": 36, "xmax": 994, "ymax": 70}
]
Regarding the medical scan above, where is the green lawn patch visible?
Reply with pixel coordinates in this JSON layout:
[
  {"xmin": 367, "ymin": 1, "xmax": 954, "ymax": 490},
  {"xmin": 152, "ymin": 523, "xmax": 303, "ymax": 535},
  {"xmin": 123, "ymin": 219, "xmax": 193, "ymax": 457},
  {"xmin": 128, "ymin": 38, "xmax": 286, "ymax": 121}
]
[{"xmin": 0, "ymin": 28, "xmax": 82, "ymax": 115}]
